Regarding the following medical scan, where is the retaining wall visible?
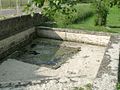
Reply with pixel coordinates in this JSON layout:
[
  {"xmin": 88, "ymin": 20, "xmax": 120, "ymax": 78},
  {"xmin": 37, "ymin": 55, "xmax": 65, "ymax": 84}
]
[
  {"xmin": 0, "ymin": 14, "xmax": 47, "ymax": 40},
  {"xmin": 0, "ymin": 14, "xmax": 47, "ymax": 60}
]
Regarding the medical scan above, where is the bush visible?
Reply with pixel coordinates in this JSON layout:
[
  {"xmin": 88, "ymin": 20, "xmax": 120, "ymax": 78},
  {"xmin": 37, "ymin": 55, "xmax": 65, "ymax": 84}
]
[
  {"xmin": 53, "ymin": 4, "xmax": 94, "ymax": 27},
  {"xmin": 79, "ymin": 0, "xmax": 94, "ymax": 3}
]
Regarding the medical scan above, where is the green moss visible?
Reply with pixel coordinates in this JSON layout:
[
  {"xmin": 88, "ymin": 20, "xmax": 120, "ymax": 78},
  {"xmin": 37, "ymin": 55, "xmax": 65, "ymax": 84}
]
[
  {"xmin": 117, "ymin": 83, "xmax": 120, "ymax": 90},
  {"xmin": 73, "ymin": 83, "xmax": 92, "ymax": 90}
]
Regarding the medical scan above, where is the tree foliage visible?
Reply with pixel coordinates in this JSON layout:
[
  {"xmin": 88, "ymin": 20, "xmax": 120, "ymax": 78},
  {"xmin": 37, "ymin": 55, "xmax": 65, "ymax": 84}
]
[
  {"xmin": 24, "ymin": 0, "xmax": 80, "ymax": 18},
  {"xmin": 94, "ymin": 0, "xmax": 109, "ymax": 26},
  {"xmin": 24, "ymin": 0, "xmax": 120, "ymax": 26},
  {"xmin": 94, "ymin": 0, "xmax": 120, "ymax": 26},
  {"xmin": 110, "ymin": 0, "xmax": 120, "ymax": 7}
]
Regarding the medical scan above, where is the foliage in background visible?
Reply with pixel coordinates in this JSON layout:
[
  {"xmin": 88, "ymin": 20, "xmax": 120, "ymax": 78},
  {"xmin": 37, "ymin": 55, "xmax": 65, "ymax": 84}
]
[
  {"xmin": 94, "ymin": 0, "xmax": 110, "ymax": 26},
  {"xmin": 24, "ymin": 0, "xmax": 81, "ymax": 17},
  {"xmin": 24, "ymin": 0, "xmax": 119, "ymax": 27},
  {"xmin": 24, "ymin": 0, "xmax": 94, "ymax": 27},
  {"xmin": 79, "ymin": 0, "xmax": 94, "ymax": 3},
  {"xmin": 110, "ymin": 0, "xmax": 120, "ymax": 8},
  {"xmin": 53, "ymin": 4, "xmax": 94, "ymax": 27},
  {"xmin": 93, "ymin": 0, "xmax": 120, "ymax": 26},
  {"xmin": 66, "ymin": 6, "xmax": 120, "ymax": 33}
]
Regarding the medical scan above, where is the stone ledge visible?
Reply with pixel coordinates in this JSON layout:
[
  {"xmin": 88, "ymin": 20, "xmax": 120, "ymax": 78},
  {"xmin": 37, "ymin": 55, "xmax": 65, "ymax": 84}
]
[
  {"xmin": 36, "ymin": 27, "xmax": 110, "ymax": 46},
  {"xmin": 93, "ymin": 35, "xmax": 120, "ymax": 90}
]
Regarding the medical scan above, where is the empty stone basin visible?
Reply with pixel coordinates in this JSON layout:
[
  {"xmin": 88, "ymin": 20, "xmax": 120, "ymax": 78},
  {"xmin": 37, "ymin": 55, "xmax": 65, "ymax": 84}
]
[
  {"xmin": 1, "ymin": 27, "xmax": 119, "ymax": 90},
  {"xmin": 0, "ymin": 38, "xmax": 106, "ymax": 90}
]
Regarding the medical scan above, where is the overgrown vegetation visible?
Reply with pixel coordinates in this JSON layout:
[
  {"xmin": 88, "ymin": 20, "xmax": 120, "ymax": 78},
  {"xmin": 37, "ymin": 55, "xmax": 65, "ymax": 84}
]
[
  {"xmin": 117, "ymin": 83, "xmax": 120, "ymax": 90},
  {"xmin": 73, "ymin": 83, "xmax": 92, "ymax": 90},
  {"xmin": 53, "ymin": 4, "xmax": 94, "ymax": 27}
]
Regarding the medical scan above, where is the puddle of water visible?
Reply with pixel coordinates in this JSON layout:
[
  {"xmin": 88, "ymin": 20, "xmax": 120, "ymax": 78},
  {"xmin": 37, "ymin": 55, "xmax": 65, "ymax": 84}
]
[{"xmin": 8, "ymin": 38, "xmax": 81, "ymax": 69}]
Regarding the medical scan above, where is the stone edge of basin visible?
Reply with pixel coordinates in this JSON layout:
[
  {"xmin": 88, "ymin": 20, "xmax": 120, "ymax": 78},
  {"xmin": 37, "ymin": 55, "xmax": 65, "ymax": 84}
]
[
  {"xmin": 36, "ymin": 26, "xmax": 111, "ymax": 46},
  {"xmin": 93, "ymin": 35, "xmax": 120, "ymax": 90},
  {"xmin": 0, "ymin": 26, "xmax": 119, "ymax": 89},
  {"xmin": 36, "ymin": 26, "xmax": 120, "ymax": 90},
  {"xmin": 36, "ymin": 26, "xmax": 114, "ymax": 36},
  {"xmin": 0, "ymin": 28, "xmax": 36, "ymax": 61}
]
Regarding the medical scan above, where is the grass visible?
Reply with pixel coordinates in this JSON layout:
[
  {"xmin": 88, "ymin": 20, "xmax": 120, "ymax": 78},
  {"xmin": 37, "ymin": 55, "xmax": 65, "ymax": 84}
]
[
  {"xmin": 107, "ymin": 6, "xmax": 120, "ymax": 27},
  {"xmin": 64, "ymin": 6, "xmax": 120, "ymax": 33}
]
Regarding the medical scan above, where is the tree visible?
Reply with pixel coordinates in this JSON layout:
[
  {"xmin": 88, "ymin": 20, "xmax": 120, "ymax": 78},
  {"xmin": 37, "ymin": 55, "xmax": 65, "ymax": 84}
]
[
  {"xmin": 110, "ymin": 0, "xmax": 120, "ymax": 8},
  {"xmin": 94, "ymin": 0, "xmax": 120, "ymax": 26},
  {"xmin": 94, "ymin": 0, "xmax": 110, "ymax": 26},
  {"xmin": 24, "ymin": 0, "xmax": 80, "ymax": 19}
]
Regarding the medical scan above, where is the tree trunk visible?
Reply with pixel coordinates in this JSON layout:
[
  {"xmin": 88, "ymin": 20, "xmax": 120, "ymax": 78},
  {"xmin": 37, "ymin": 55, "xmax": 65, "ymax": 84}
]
[{"xmin": 95, "ymin": 13, "xmax": 108, "ymax": 26}]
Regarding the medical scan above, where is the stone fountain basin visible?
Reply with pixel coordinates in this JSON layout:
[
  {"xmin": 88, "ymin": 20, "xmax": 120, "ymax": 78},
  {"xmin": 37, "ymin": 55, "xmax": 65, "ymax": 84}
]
[{"xmin": 0, "ymin": 27, "xmax": 119, "ymax": 90}]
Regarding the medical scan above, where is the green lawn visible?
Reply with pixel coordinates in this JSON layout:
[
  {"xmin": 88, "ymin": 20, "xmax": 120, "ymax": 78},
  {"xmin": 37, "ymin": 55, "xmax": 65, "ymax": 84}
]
[
  {"xmin": 65, "ymin": 6, "xmax": 120, "ymax": 33},
  {"xmin": 107, "ymin": 6, "xmax": 120, "ymax": 27}
]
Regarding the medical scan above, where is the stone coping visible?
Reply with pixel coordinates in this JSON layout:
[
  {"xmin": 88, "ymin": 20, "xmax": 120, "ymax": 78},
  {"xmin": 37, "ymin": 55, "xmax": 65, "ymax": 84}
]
[
  {"xmin": 36, "ymin": 26, "xmax": 115, "ymax": 36},
  {"xmin": 36, "ymin": 26, "xmax": 111, "ymax": 46},
  {"xmin": 93, "ymin": 35, "xmax": 120, "ymax": 90},
  {"xmin": 36, "ymin": 26, "xmax": 120, "ymax": 90}
]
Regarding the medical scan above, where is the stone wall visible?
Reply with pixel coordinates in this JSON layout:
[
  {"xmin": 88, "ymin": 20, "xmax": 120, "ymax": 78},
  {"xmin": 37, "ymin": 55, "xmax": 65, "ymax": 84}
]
[
  {"xmin": 0, "ymin": 14, "xmax": 47, "ymax": 41},
  {"xmin": 0, "ymin": 14, "xmax": 47, "ymax": 60}
]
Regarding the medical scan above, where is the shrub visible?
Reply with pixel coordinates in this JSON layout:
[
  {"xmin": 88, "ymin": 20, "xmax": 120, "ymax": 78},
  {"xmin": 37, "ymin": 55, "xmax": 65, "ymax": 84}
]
[
  {"xmin": 79, "ymin": 0, "xmax": 94, "ymax": 3},
  {"xmin": 53, "ymin": 4, "xmax": 94, "ymax": 27}
]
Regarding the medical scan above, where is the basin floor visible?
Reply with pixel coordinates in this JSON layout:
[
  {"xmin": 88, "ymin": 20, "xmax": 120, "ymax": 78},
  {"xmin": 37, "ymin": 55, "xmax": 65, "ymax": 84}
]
[{"xmin": 0, "ymin": 38, "xmax": 106, "ymax": 90}]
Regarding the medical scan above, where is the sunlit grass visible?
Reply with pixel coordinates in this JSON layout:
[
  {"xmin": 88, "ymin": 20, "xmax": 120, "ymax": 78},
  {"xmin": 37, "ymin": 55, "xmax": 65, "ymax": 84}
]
[{"xmin": 60, "ymin": 5, "xmax": 120, "ymax": 33}]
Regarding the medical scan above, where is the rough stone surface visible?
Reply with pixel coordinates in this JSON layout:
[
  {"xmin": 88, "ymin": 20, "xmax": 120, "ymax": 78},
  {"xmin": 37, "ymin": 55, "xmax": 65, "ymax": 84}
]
[
  {"xmin": 0, "ymin": 16, "xmax": 119, "ymax": 90},
  {"xmin": 36, "ymin": 27, "xmax": 110, "ymax": 46},
  {"xmin": 0, "ymin": 28, "xmax": 36, "ymax": 60},
  {"xmin": 0, "ymin": 14, "xmax": 47, "ymax": 41},
  {"xmin": 0, "ymin": 39, "xmax": 106, "ymax": 90},
  {"xmin": 93, "ymin": 35, "xmax": 120, "ymax": 90}
]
